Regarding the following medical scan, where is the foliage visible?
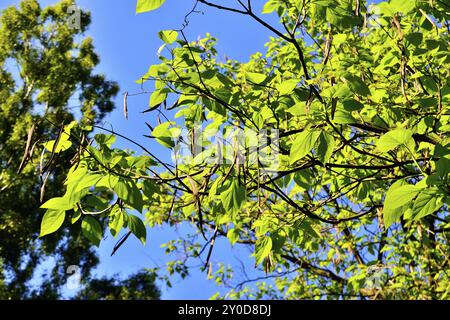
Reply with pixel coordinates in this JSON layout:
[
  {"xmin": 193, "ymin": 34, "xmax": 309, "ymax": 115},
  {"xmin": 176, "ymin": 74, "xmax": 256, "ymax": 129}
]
[
  {"xmin": 39, "ymin": 0, "xmax": 450, "ymax": 299},
  {"xmin": 0, "ymin": 0, "xmax": 160, "ymax": 300}
]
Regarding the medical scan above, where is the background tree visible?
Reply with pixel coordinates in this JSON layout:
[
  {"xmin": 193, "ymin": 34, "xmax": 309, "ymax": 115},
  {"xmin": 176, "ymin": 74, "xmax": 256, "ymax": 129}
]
[
  {"xmin": 40, "ymin": 0, "xmax": 450, "ymax": 299},
  {"xmin": 74, "ymin": 271, "xmax": 160, "ymax": 300},
  {"xmin": 0, "ymin": 0, "xmax": 159, "ymax": 299}
]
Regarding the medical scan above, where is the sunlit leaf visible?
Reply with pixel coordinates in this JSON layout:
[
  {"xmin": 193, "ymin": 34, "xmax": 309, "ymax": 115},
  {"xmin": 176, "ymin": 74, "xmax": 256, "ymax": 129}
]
[
  {"xmin": 136, "ymin": 0, "xmax": 166, "ymax": 14},
  {"xmin": 81, "ymin": 216, "xmax": 103, "ymax": 247},
  {"xmin": 220, "ymin": 178, "xmax": 246, "ymax": 214},
  {"xmin": 377, "ymin": 129, "xmax": 414, "ymax": 153},
  {"xmin": 128, "ymin": 214, "xmax": 147, "ymax": 245},
  {"xmin": 40, "ymin": 210, "xmax": 66, "ymax": 237},
  {"xmin": 254, "ymin": 236, "xmax": 272, "ymax": 265},
  {"xmin": 290, "ymin": 130, "xmax": 321, "ymax": 164},
  {"xmin": 158, "ymin": 29, "xmax": 178, "ymax": 44}
]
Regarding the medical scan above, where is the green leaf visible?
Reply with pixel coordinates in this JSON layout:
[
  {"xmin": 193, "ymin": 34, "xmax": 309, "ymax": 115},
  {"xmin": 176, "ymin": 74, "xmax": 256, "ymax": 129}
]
[
  {"xmin": 411, "ymin": 188, "xmax": 444, "ymax": 220},
  {"xmin": 65, "ymin": 168, "xmax": 88, "ymax": 203},
  {"xmin": 152, "ymin": 122, "xmax": 175, "ymax": 148},
  {"xmin": 142, "ymin": 180, "xmax": 158, "ymax": 199},
  {"xmin": 277, "ymin": 79, "xmax": 298, "ymax": 95},
  {"xmin": 421, "ymin": 76, "xmax": 439, "ymax": 93},
  {"xmin": 114, "ymin": 180, "xmax": 144, "ymax": 213},
  {"xmin": 40, "ymin": 197, "xmax": 73, "ymax": 211},
  {"xmin": 149, "ymin": 89, "xmax": 167, "ymax": 108},
  {"xmin": 293, "ymin": 170, "xmax": 313, "ymax": 191},
  {"xmin": 109, "ymin": 208, "xmax": 125, "ymax": 237},
  {"xmin": 345, "ymin": 75, "xmax": 371, "ymax": 96},
  {"xmin": 405, "ymin": 32, "xmax": 423, "ymax": 46},
  {"xmin": 71, "ymin": 210, "xmax": 81, "ymax": 224},
  {"xmin": 40, "ymin": 210, "xmax": 65, "ymax": 237},
  {"xmin": 377, "ymin": 128, "xmax": 414, "ymax": 152},
  {"xmin": 254, "ymin": 236, "xmax": 272, "ymax": 265},
  {"xmin": 43, "ymin": 121, "xmax": 76, "ymax": 153},
  {"xmin": 220, "ymin": 178, "xmax": 246, "ymax": 214},
  {"xmin": 128, "ymin": 214, "xmax": 147, "ymax": 245},
  {"xmin": 158, "ymin": 30, "xmax": 178, "ymax": 44},
  {"xmin": 87, "ymin": 145, "xmax": 107, "ymax": 165},
  {"xmin": 333, "ymin": 84, "xmax": 352, "ymax": 98},
  {"xmin": 343, "ymin": 99, "xmax": 364, "ymax": 111},
  {"xmin": 94, "ymin": 133, "xmax": 116, "ymax": 146},
  {"xmin": 136, "ymin": 0, "xmax": 166, "ymax": 13},
  {"xmin": 377, "ymin": 0, "xmax": 416, "ymax": 16},
  {"xmin": 317, "ymin": 132, "xmax": 335, "ymax": 164},
  {"xmin": 436, "ymin": 155, "xmax": 450, "ymax": 177},
  {"xmin": 333, "ymin": 110, "xmax": 356, "ymax": 124},
  {"xmin": 287, "ymin": 103, "xmax": 307, "ymax": 116},
  {"xmin": 383, "ymin": 183, "xmax": 421, "ymax": 229},
  {"xmin": 81, "ymin": 216, "xmax": 103, "ymax": 247},
  {"xmin": 96, "ymin": 174, "xmax": 119, "ymax": 189},
  {"xmin": 227, "ymin": 228, "xmax": 240, "ymax": 246},
  {"xmin": 289, "ymin": 130, "xmax": 321, "ymax": 164},
  {"xmin": 271, "ymin": 233, "xmax": 286, "ymax": 251},
  {"xmin": 299, "ymin": 220, "xmax": 323, "ymax": 239},
  {"xmin": 73, "ymin": 174, "xmax": 102, "ymax": 193},
  {"xmin": 262, "ymin": 0, "xmax": 278, "ymax": 14},
  {"xmin": 43, "ymin": 138, "xmax": 72, "ymax": 153},
  {"xmin": 137, "ymin": 65, "xmax": 166, "ymax": 84},
  {"xmin": 391, "ymin": 0, "xmax": 416, "ymax": 14},
  {"xmin": 245, "ymin": 72, "xmax": 267, "ymax": 84}
]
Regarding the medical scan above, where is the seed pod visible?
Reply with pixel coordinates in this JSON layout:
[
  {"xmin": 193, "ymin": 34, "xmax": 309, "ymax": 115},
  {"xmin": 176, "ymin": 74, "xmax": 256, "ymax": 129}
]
[
  {"xmin": 17, "ymin": 123, "xmax": 36, "ymax": 174},
  {"xmin": 123, "ymin": 91, "xmax": 129, "ymax": 120}
]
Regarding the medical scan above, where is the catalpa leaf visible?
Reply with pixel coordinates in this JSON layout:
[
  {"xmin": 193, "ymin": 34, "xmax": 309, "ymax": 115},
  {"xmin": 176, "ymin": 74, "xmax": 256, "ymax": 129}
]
[
  {"xmin": 81, "ymin": 216, "xmax": 103, "ymax": 247},
  {"xmin": 411, "ymin": 188, "xmax": 444, "ymax": 220},
  {"xmin": 152, "ymin": 122, "xmax": 175, "ymax": 148},
  {"xmin": 317, "ymin": 132, "xmax": 335, "ymax": 164},
  {"xmin": 245, "ymin": 72, "xmax": 267, "ymax": 84},
  {"xmin": 40, "ymin": 197, "xmax": 73, "ymax": 211},
  {"xmin": 113, "ymin": 180, "xmax": 144, "ymax": 213},
  {"xmin": 377, "ymin": 128, "xmax": 414, "ymax": 153},
  {"xmin": 290, "ymin": 130, "xmax": 321, "ymax": 164},
  {"xmin": 345, "ymin": 75, "xmax": 371, "ymax": 96},
  {"xmin": 158, "ymin": 30, "xmax": 178, "ymax": 44},
  {"xmin": 71, "ymin": 210, "xmax": 81, "ymax": 224},
  {"xmin": 220, "ymin": 178, "xmax": 246, "ymax": 214},
  {"xmin": 149, "ymin": 89, "xmax": 167, "ymax": 108},
  {"xmin": 136, "ymin": 0, "xmax": 166, "ymax": 14},
  {"xmin": 227, "ymin": 228, "xmax": 240, "ymax": 246},
  {"xmin": 43, "ymin": 121, "xmax": 76, "ymax": 153},
  {"xmin": 277, "ymin": 79, "xmax": 298, "ymax": 95},
  {"xmin": 109, "ymin": 207, "xmax": 125, "ymax": 237},
  {"xmin": 333, "ymin": 110, "xmax": 356, "ymax": 124},
  {"xmin": 262, "ymin": 0, "xmax": 278, "ymax": 14},
  {"xmin": 128, "ymin": 214, "xmax": 147, "ymax": 245},
  {"xmin": 43, "ymin": 137, "xmax": 72, "ymax": 153},
  {"xmin": 40, "ymin": 210, "xmax": 65, "ymax": 237},
  {"xmin": 254, "ymin": 236, "xmax": 272, "ymax": 265},
  {"xmin": 383, "ymin": 183, "xmax": 421, "ymax": 229}
]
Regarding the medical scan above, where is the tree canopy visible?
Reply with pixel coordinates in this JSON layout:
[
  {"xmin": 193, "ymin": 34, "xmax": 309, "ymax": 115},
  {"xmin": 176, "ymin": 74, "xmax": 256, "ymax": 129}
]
[
  {"xmin": 37, "ymin": 0, "xmax": 450, "ymax": 299},
  {"xmin": 0, "ymin": 0, "xmax": 159, "ymax": 300}
]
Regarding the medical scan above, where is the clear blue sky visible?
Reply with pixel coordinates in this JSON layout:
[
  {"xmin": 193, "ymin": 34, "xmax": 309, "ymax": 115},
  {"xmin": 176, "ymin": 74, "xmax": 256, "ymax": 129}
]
[{"xmin": 1, "ymin": 0, "xmax": 280, "ymax": 299}]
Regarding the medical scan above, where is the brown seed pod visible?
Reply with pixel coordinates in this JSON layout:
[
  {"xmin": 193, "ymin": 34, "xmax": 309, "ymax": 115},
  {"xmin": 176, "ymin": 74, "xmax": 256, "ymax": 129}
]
[
  {"xmin": 17, "ymin": 123, "xmax": 36, "ymax": 174},
  {"xmin": 123, "ymin": 91, "xmax": 129, "ymax": 120}
]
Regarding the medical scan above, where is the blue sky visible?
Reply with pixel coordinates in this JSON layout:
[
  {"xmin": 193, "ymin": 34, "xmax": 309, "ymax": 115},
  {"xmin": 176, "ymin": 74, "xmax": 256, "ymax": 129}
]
[{"xmin": 1, "ymin": 0, "xmax": 281, "ymax": 299}]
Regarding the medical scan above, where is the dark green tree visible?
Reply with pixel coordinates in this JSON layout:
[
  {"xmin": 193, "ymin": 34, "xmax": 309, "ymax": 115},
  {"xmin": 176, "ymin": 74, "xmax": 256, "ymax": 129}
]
[
  {"xmin": 75, "ymin": 271, "xmax": 161, "ymax": 300},
  {"xmin": 0, "ymin": 0, "xmax": 159, "ymax": 300}
]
